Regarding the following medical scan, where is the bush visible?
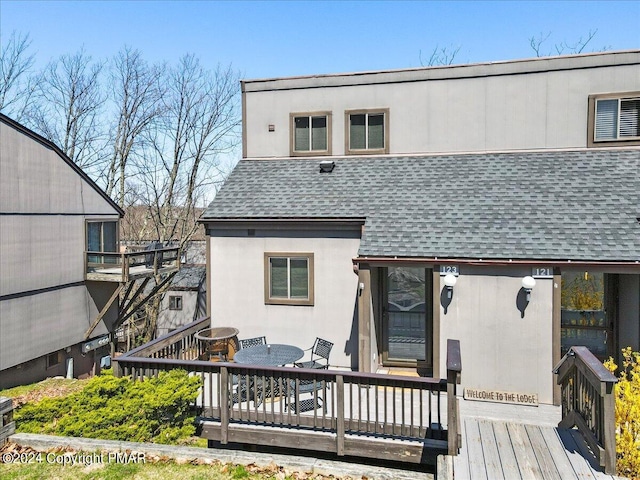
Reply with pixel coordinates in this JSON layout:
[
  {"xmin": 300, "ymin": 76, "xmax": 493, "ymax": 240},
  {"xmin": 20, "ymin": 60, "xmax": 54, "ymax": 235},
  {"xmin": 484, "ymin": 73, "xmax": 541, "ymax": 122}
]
[
  {"xmin": 605, "ymin": 348, "xmax": 640, "ymax": 479},
  {"xmin": 15, "ymin": 369, "xmax": 202, "ymax": 444}
]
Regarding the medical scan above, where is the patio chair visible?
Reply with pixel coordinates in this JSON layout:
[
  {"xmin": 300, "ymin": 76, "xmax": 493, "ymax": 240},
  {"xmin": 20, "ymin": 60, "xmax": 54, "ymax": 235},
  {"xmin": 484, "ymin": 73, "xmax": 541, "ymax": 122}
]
[
  {"xmin": 238, "ymin": 336, "xmax": 267, "ymax": 349},
  {"xmin": 286, "ymin": 377, "xmax": 326, "ymax": 413},
  {"xmin": 294, "ymin": 337, "xmax": 333, "ymax": 369}
]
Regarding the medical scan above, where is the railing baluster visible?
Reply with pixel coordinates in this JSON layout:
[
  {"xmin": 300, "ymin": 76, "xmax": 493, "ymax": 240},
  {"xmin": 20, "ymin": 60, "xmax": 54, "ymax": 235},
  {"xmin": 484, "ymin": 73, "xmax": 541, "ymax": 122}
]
[
  {"xmin": 114, "ymin": 326, "xmax": 464, "ymax": 460},
  {"xmin": 555, "ymin": 346, "xmax": 617, "ymax": 474}
]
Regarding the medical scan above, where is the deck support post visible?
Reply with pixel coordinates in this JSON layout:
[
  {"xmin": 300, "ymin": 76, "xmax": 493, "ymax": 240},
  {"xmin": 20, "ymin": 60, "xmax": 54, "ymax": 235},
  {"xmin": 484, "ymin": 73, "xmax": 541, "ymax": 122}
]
[
  {"xmin": 602, "ymin": 381, "xmax": 616, "ymax": 475},
  {"xmin": 220, "ymin": 366, "xmax": 229, "ymax": 445},
  {"xmin": 446, "ymin": 339, "xmax": 462, "ymax": 456},
  {"xmin": 336, "ymin": 375, "xmax": 345, "ymax": 456}
]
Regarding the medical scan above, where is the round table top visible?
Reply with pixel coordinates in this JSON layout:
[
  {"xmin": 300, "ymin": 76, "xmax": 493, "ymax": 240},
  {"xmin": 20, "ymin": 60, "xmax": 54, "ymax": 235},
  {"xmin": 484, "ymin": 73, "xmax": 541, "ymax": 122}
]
[
  {"xmin": 233, "ymin": 344, "xmax": 304, "ymax": 366},
  {"xmin": 194, "ymin": 327, "xmax": 239, "ymax": 341}
]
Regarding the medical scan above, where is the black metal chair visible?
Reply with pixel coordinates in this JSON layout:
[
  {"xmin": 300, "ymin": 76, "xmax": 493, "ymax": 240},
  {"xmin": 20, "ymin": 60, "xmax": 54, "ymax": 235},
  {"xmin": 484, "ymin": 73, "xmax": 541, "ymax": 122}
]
[
  {"xmin": 286, "ymin": 377, "xmax": 326, "ymax": 413},
  {"xmin": 231, "ymin": 337, "xmax": 268, "ymax": 403},
  {"xmin": 294, "ymin": 337, "xmax": 333, "ymax": 369},
  {"xmin": 239, "ymin": 336, "xmax": 267, "ymax": 349}
]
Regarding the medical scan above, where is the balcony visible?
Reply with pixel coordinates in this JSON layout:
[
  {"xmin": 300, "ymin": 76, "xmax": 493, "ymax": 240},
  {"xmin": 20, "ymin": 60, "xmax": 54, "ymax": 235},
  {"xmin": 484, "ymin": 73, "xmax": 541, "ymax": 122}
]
[{"xmin": 85, "ymin": 246, "xmax": 180, "ymax": 282}]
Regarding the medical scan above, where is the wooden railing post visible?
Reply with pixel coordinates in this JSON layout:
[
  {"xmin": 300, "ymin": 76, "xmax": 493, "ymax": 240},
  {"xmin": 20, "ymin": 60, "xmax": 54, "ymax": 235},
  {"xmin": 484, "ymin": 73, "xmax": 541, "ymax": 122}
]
[
  {"xmin": 602, "ymin": 380, "xmax": 616, "ymax": 475},
  {"xmin": 336, "ymin": 374, "xmax": 345, "ymax": 456},
  {"xmin": 446, "ymin": 339, "xmax": 462, "ymax": 456},
  {"xmin": 220, "ymin": 366, "xmax": 229, "ymax": 445}
]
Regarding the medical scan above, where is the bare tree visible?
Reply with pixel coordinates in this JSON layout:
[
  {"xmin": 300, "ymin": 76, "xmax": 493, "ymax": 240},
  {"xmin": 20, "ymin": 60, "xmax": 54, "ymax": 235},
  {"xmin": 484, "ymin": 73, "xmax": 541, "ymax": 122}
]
[
  {"xmin": 27, "ymin": 48, "xmax": 107, "ymax": 172},
  {"xmin": 529, "ymin": 29, "xmax": 606, "ymax": 57},
  {"xmin": 420, "ymin": 44, "xmax": 461, "ymax": 66},
  {"xmin": 131, "ymin": 54, "xmax": 241, "ymax": 342},
  {"xmin": 0, "ymin": 31, "xmax": 36, "ymax": 119},
  {"xmin": 104, "ymin": 46, "xmax": 165, "ymax": 207}
]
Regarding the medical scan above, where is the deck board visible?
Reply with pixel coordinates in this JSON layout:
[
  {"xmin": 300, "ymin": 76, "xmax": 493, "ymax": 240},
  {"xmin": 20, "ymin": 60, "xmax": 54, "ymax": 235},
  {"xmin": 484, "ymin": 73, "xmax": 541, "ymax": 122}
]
[
  {"xmin": 525, "ymin": 424, "xmax": 562, "ymax": 480},
  {"xmin": 491, "ymin": 421, "xmax": 521, "ymax": 480},
  {"xmin": 464, "ymin": 418, "xmax": 488, "ymax": 480},
  {"xmin": 448, "ymin": 417, "xmax": 623, "ymax": 480},
  {"xmin": 553, "ymin": 428, "xmax": 596, "ymax": 480},
  {"xmin": 477, "ymin": 420, "xmax": 504, "ymax": 480},
  {"xmin": 508, "ymin": 422, "xmax": 545, "ymax": 480}
]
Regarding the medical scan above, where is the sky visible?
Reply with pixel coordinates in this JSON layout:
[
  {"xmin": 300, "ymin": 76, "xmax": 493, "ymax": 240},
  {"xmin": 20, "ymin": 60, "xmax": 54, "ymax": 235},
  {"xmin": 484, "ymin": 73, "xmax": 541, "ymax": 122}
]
[{"xmin": 2, "ymin": 1, "xmax": 639, "ymax": 80}]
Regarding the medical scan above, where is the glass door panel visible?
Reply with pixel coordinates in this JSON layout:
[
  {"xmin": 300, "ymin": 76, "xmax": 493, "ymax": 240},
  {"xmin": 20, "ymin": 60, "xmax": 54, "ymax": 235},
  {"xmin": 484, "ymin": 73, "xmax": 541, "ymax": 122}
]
[
  {"xmin": 385, "ymin": 267, "xmax": 428, "ymax": 362},
  {"xmin": 561, "ymin": 271, "xmax": 612, "ymax": 361}
]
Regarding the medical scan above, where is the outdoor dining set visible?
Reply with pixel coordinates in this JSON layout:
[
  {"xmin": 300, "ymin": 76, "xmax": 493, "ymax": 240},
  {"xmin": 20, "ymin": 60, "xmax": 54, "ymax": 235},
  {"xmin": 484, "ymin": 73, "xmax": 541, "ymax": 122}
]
[{"xmin": 194, "ymin": 326, "xmax": 333, "ymax": 413}]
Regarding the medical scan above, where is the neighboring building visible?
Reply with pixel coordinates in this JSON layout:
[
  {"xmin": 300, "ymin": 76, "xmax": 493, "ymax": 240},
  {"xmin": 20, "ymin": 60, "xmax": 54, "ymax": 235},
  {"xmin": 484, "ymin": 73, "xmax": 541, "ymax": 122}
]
[
  {"xmin": 120, "ymin": 205, "xmax": 206, "ymax": 265},
  {"xmin": 0, "ymin": 114, "xmax": 124, "ymax": 388},
  {"xmin": 200, "ymin": 51, "xmax": 640, "ymax": 405},
  {"xmin": 156, "ymin": 265, "xmax": 207, "ymax": 336}
]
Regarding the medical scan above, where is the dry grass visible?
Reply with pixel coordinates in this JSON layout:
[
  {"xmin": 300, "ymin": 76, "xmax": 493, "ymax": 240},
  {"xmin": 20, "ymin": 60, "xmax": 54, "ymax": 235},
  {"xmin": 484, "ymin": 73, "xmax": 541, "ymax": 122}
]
[{"xmin": 0, "ymin": 377, "xmax": 88, "ymax": 408}]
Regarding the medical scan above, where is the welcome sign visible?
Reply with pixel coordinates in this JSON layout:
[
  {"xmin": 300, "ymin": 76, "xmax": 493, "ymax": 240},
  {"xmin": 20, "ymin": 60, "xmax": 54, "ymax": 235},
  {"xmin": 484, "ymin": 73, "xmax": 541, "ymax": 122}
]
[{"xmin": 464, "ymin": 387, "xmax": 538, "ymax": 406}]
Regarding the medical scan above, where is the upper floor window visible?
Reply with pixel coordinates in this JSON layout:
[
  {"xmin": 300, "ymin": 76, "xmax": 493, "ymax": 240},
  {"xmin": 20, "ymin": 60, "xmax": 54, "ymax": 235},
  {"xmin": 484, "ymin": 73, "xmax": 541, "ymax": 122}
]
[
  {"xmin": 264, "ymin": 252, "xmax": 314, "ymax": 306},
  {"xmin": 290, "ymin": 112, "xmax": 331, "ymax": 156},
  {"xmin": 87, "ymin": 220, "xmax": 118, "ymax": 263},
  {"xmin": 345, "ymin": 109, "xmax": 389, "ymax": 155},
  {"xmin": 589, "ymin": 93, "xmax": 640, "ymax": 147}
]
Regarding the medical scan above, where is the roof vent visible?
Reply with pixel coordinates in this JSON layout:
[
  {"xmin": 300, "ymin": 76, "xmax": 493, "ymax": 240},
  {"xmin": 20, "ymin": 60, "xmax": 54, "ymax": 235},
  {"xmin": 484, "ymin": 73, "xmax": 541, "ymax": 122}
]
[{"xmin": 319, "ymin": 160, "xmax": 335, "ymax": 173}]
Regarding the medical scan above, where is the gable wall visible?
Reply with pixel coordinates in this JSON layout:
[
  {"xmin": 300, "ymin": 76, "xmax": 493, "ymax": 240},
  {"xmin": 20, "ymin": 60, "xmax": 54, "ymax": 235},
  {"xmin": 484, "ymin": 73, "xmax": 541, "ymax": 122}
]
[{"xmin": 0, "ymin": 119, "xmax": 120, "ymax": 372}]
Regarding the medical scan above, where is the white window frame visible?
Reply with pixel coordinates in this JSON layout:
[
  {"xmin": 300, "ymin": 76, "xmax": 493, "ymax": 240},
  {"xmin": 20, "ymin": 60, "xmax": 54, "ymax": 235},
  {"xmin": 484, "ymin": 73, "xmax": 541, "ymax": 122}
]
[
  {"xmin": 290, "ymin": 112, "xmax": 332, "ymax": 156},
  {"xmin": 588, "ymin": 92, "xmax": 640, "ymax": 147},
  {"xmin": 345, "ymin": 108, "xmax": 389, "ymax": 155},
  {"xmin": 264, "ymin": 252, "xmax": 314, "ymax": 306}
]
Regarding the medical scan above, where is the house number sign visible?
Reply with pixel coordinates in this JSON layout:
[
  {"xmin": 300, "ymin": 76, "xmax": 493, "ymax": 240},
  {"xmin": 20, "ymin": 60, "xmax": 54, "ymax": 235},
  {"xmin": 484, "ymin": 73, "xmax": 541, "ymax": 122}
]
[
  {"xmin": 439, "ymin": 265, "xmax": 459, "ymax": 276},
  {"xmin": 532, "ymin": 267, "xmax": 553, "ymax": 278}
]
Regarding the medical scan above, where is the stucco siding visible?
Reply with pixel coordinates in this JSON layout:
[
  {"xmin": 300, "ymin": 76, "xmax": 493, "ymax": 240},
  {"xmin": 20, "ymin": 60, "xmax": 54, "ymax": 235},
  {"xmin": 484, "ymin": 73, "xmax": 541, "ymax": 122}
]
[
  {"xmin": 437, "ymin": 266, "xmax": 555, "ymax": 404},
  {"xmin": 210, "ymin": 235, "xmax": 361, "ymax": 367},
  {"xmin": 244, "ymin": 63, "xmax": 640, "ymax": 158}
]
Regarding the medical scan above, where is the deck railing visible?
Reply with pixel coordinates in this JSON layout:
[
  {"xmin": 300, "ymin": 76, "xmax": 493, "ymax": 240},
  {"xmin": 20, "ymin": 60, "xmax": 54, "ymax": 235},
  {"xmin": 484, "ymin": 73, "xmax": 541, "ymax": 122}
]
[
  {"xmin": 554, "ymin": 346, "xmax": 617, "ymax": 474},
  {"xmin": 85, "ymin": 246, "xmax": 180, "ymax": 282},
  {"xmin": 114, "ymin": 317, "xmax": 462, "ymax": 464}
]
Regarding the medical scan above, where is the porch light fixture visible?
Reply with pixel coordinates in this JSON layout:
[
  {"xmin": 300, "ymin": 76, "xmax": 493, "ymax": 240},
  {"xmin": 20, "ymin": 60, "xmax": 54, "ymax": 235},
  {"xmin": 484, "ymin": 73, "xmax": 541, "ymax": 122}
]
[
  {"xmin": 443, "ymin": 274, "xmax": 457, "ymax": 299},
  {"xmin": 522, "ymin": 276, "xmax": 536, "ymax": 302}
]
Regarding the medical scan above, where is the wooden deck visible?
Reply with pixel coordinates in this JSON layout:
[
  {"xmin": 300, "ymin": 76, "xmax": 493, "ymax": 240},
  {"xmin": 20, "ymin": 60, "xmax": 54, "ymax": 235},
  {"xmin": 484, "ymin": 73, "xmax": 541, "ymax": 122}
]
[{"xmin": 440, "ymin": 399, "xmax": 624, "ymax": 480}]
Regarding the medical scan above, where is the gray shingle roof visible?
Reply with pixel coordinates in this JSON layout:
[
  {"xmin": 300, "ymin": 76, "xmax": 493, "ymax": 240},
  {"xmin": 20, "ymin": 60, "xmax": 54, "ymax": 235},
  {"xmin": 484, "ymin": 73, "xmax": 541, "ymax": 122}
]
[{"xmin": 202, "ymin": 150, "xmax": 640, "ymax": 262}]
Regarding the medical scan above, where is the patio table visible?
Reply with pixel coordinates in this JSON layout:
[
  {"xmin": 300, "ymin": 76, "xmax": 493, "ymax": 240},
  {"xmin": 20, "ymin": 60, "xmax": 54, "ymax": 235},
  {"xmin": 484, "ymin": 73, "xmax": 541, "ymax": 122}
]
[{"xmin": 233, "ymin": 344, "xmax": 303, "ymax": 366}]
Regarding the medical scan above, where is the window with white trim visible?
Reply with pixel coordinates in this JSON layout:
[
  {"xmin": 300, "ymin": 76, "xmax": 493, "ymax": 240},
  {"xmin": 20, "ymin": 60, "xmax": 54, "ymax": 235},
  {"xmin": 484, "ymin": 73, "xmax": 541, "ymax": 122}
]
[
  {"xmin": 291, "ymin": 112, "xmax": 331, "ymax": 155},
  {"xmin": 589, "ymin": 93, "xmax": 640, "ymax": 146},
  {"xmin": 345, "ymin": 109, "xmax": 389, "ymax": 154},
  {"xmin": 264, "ymin": 253, "xmax": 314, "ymax": 306}
]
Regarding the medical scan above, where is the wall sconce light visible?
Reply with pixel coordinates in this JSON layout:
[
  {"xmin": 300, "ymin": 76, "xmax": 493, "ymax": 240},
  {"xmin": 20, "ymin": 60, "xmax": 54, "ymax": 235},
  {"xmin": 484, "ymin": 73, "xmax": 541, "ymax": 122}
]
[
  {"xmin": 443, "ymin": 274, "xmax": 457, "ymax": 299},
  {"xmin": 522, "ymin": 276, "xmax": 536, "ymax": 302},
  {"xmin": 358, "ymin": 282, "xmax": 365, "ymax": 296}
]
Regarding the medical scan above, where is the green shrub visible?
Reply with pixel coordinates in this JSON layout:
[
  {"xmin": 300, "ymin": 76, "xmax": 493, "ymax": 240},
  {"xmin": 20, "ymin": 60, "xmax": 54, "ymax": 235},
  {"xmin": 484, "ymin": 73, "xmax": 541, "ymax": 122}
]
[
  {"xmin": 605, "ymin": 348, "xmax": 640, "ymax": 479},
  {"xmin": 15, "ymin": 369, "xmax": 202, "ymax": 444}
]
